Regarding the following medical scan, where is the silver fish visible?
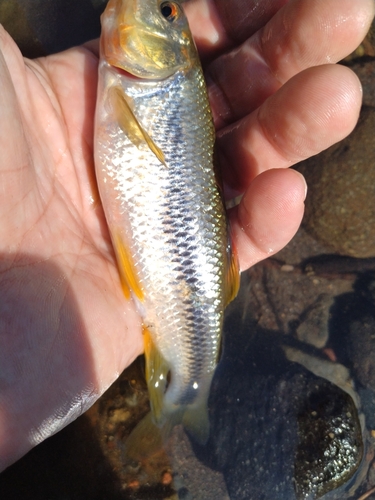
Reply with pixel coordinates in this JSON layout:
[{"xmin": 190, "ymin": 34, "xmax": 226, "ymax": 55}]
[{"xmin": 94, "ymin": 0, "xmax": 239, "ymax": 448}]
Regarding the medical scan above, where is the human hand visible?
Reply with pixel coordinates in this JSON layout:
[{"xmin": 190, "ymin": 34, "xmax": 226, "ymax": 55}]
[
  {"xmin": 0, "ymin": 0, "xmax": 373, "ymax": 471},
  {"xmin": 185, "ymin": 0, "xmax": 374, "ymax": 270}
]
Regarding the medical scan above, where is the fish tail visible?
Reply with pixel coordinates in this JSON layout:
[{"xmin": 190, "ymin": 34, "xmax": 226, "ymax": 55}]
[
  {"xmin": 125, "ymin": 374, "xmax": 212, "ymax": 460},
  {"xmin": 125, "ymin": 328, "xmax": 213, "ymax": 460},
  {"xmin": 180, "ymin": 373, "xmax": 212, "ymax": 445}
]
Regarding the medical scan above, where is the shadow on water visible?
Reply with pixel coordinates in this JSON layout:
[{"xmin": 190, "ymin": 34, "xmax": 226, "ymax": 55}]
[
  {"xmin": 329, "ymin": 272, "xmax": 375, "ymax": 436},
  {"xmin": 0, "ymin": 255, "xmax": 368, "ymax": 500},
  {"xmin": 329, "ymin": 272, "xmax": 375, "ymax": 367},
  {"xmin": 0, "ymin": 414, "xmax": 125, "ymax": 500}
]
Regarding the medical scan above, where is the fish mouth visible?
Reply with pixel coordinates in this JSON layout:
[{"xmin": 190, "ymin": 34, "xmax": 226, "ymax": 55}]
[
  {"xmin": 111, "ymin": 64, "xmax": 142, "ymax": 80},
  {"xmin": 110, "ymin": 62, "xmax": 171, "ymax": 82}
]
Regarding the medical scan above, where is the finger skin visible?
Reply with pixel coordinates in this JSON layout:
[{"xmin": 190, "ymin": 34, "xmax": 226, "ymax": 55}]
[
  {"xmin": 215, "ymin": 0, "xmax": 289, "ymax": 43},
  {"xmin": 184, "ymin": 0, "xmax": 289, "ymax": 52},
  {"xmin": 182, "ymin": 0, "xmax": 230, "ymax": 59},
  {"xmin": 218, "ymin": 64, "xmax": 362, "ymax": 195},
  {"xmin": 205, "ymin": 0, "xmax": 375, "ymax": 126},
  {"xmin": 229, "ymin": 168, "xmax": 307, "ymax": 270},
  {"xmin": 260, "ymin": 0, "xmax": 375, "ymax": 82},
  {"xmin": 0, "ymin": 28, "xmax": 36, "ymax": 237}
]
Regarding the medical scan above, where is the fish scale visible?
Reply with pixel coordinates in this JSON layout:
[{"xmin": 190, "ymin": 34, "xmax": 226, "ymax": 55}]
[{"xmin": 95, "ymin": 0, "xmax": 239, "ymax": 445}]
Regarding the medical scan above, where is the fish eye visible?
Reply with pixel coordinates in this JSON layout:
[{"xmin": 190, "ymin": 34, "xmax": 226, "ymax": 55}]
[{"xmin": 160, "ymin": 2, "xmax": 179, "ymax": 22}]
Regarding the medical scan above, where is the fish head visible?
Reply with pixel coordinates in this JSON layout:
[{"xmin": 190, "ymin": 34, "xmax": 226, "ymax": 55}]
[{"xmin": 100, "ymin": 0, "xmax": 198, "ymax": 79}]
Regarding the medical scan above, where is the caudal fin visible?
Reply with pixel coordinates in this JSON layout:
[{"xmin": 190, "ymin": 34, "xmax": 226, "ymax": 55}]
[
  {"xmin": 181, "ymin": 373, "xmax": 212, "ymax": 445},
  {"xmin": 125, "ymin": 374, "xmax": 213, "ymax": 460},
  {"xmin": 126, "ymin": 326, "xmax": 213, "ymax": 459}
]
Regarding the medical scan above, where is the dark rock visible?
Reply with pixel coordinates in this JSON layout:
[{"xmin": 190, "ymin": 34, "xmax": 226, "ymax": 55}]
[
  {"xmin": 202, "ymin": 302, "xmax": 363, "ymax": 500},
  {"xmin": 297, "ymin": 105, "xmax": 375, "ymax": 258},
  {"xmin": 178, "ymin": 487, "xmax": 190, "ymax": 499},
  {"xmin": 348, "ymin": 316, "xmax": 375, "ymax": 391},
  {"xmin": 295, "ymin": 384, "xmax": 362, "ymax": 499}
]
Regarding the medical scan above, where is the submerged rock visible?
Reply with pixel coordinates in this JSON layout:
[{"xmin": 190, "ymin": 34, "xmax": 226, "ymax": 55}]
[
  {"xmin": 295, "ymin": 294, "xmax": 334, "ymax": 349},
  {"xmin": 202, "ymin": 303, "xmax": 363, "ymax": 500},
  {"xmin": 295, "ymin": 384, "xmax": 362, "ymax": 499},
  {"xmin": 348, "ymin": 315, "xmax": 375, "ymax": 392}
]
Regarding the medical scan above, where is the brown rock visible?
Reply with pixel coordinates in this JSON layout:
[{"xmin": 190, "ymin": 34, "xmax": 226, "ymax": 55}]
[
  {"xmin": 351, "ymin": 59, "xmax": 375, "ymax": 108},
  {"xmin": 297, "ymin": 105, "xmax": 375, "ymax": 258}
]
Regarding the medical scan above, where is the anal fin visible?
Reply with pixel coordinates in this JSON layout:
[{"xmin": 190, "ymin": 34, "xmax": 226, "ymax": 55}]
[{"xmin": 143, "ymin": 327, "xmax": 169, "ymax": 425}]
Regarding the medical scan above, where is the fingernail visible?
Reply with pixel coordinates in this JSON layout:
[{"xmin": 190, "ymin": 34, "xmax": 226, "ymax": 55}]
[{"xmin": 295, "ymin": 170, "xmax": 308, "ymax": 200}]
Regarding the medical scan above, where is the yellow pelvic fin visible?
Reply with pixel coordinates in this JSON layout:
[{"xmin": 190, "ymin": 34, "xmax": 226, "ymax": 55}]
[
  {"xmin": 224, "ymin": 237, "xmax": 240, "ymax": 307},
  {"xmin": 109, "ymin": 86, "xmax": 166, "ymax": 166},
  {"xmin": 113, "ymin": 232, "xmax": 144, "ymax": 301},
  {"xmin": 143, "ymin": 326, "xmax": 170, "ymax": 425}
]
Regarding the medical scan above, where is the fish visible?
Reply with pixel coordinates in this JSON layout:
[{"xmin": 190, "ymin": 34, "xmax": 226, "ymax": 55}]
[{"xmin": 94, "ymin": 0, "xmax": 240, "ymax": 452}]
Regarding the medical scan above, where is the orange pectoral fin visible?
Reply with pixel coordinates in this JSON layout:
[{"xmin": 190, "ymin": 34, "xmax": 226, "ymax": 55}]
[
  {"xmin": 109, "ymin": 86, "xmax": 166, "ymax": 166},
  {"xmin": 113, "ymin": 232, "xmax": 144, "ymax": 301}
]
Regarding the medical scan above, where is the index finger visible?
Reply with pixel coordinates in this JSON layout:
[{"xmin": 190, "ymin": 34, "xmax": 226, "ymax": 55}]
[{"xmin": 183, "ymin": 0, "xmax": 288, "ymax": 59}]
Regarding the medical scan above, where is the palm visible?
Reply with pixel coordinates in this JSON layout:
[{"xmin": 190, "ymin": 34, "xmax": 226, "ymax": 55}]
[
  {"xmin": 0, "ymin": 36, "xmax": 143, "ymax": 469},
  {"xmin": 0, "ymin": 0, "xmax": 373, "ymax": 471}
]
